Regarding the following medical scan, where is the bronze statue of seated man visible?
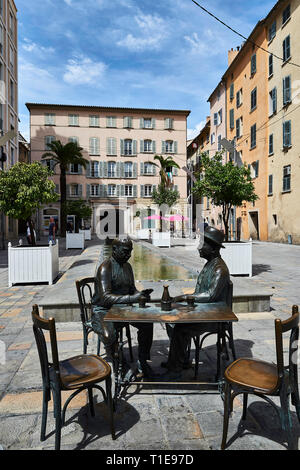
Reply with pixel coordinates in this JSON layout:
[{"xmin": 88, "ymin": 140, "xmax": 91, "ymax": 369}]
[
  {"xmin": 91, "ymin": 237, "xmax": 154, "ymax": 377},
  {"xmin": 162, "ymin": 226, "xmax": 230, "ymax": 378}
]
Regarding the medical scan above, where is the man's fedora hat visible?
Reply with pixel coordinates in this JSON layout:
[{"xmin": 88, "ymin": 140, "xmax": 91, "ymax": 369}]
[{"xmin": 204, "ymin": 226, "xmax": 225, "ymax": 249}]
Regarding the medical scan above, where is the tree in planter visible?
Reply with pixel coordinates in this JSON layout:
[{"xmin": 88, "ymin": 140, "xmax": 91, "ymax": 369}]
[
  {"xmin": 193, "ymin": 152, "xmax": 259, "ymax": 241},
  {"xmin": 42, "ymin": 140, "xmax": 89, "ymax": 238},
  {"xmin": 63, "ymin": 199, "xmax": 92, "ymax": 233},
  {"xmin": 0, "ymin": 162, "xmax": 58, "ymax": 246},
  {"xmin": 151, "ymin": 155, "xmax": 180, "ymax": 232}
]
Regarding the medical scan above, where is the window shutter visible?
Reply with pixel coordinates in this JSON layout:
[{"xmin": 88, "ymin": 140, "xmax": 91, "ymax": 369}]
[
  {"xmin": 255, "ymin": 160, "xmax": 259, "ymax": 178},
  {"xmin": 86, "ymin": 184, "xmax": 90, "ymax": 198},
  {"xmin": 55, "ymin": 184, "xmax": 59, "ymax": 194},
  {"xmin": 173, "ymin": 167, "xmax": 178, "ymax": 176},
  {"xmin": 214, "ymin": 113, "xmax": 218, "ymax": 125},
  {"xmin": 116, "ymin": 185, "xmax": 120, "ymax": 197},
  {"xmin": 85, "ymin": 162, "xmax": 91, "ymax": 177},
  {"xmin": 99, "ymin": 184, "xmax": 104, "ymax": 197},
  {"xmin": 78, "ymin": 185, "xmax": 83, "ymax": 196},
  {"xmin": 140, "ymin": 140, "xmax": 144, "ymax": 152},
  {"xmin": 133, "ymin": 185, "xmax": 137, "ymax": 198},
  {"xmin": 120, "ymin": 162, "xmax": 125, "ymax": 178},
  {"xmin": 103, "ymin": 161, "xmax": 108, "ymax": 177},
  {"xmin": 230, "ymin": 109, "xmax": 234, "ymax": 129},
  {"xmin": 152, "ymin": 185, "xmax": 157, "ymax": 193},
  {"xmin": 140, "ymin": 185, "xmax": 144, "ymax": 197},
  {"xmin": 152, "ymin": 140, "xmax": 156, "ymax": 153},
  {"xmin": 66, "ymin": 184, "xmax": 70, "ymax": 196},
  {"xmin": 120, "ymin": 185, "xmax": 125, "ymax": 197},
  {"xmin": 140, "ymin": 162, "xmax": 144, "ymax": 176},
  {"xmin": 116, "ymin": 161, "xmax": 121, "ymax": 178},
  {"xmin": 133, "ymin": 140, "xmax": 137, "ymax": 155},
  {"xmin": 174, "ymin": 142, "xmax": 178, "ymax": 154},
  {"xmin": 162, "ymin": 141, "xmax": 166, "ymax": 153},
  {"xmin": 120, "ymin": 139, "xmax": 124, "ymax": 156},
  {"xmin": 152, "ymin": 164, "xmax": 157, "ymax": 176},
  {"xmin": 133, "ymin": 162, "xmax": 137, "ymax": 178},
  {"xmin": 78, "ymin": 164, "xmax": 82, "ymax": 175},
  {"xmin": 140, "ymin": 118, "xmax": 144, "ymax": 129},
  {"xmin": 151, "ymin": 118, "xmax": 156, "ymax": 129}
]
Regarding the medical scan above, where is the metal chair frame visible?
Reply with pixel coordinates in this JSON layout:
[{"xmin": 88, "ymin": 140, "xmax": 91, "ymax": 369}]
[
  {"xmin": 221, "ymin": 305, "xmax": 300, "ymax": 450},
  {"xmin": 76, "ymin": 277, "xmax": 134, "ymax": 361},
  {"xmin": 32, "ymin": 305, "xmax": 115, "ymax": 450}
]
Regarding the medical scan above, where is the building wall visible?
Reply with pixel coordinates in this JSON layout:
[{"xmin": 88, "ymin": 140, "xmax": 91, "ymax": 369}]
[
  {"xmin": 0, "ymin": 0, "xmax": 18, "ymax": 242},
  {"xmin": 266, "ymin": 0, "xmax": 300, "ymax": 244},
  {"xmin": 224, "ymin": 23, "xmax": 269, "ymax": 241},
  {"xmin": 27, "ymin": 105, "xmax": 189, "ymax": 236}
]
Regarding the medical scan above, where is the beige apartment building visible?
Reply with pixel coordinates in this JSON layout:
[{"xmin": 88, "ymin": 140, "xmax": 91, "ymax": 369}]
[
  {"xmin": 265, "ymin": 0, "xmax": 300, "ymax": 244},
  {"xmin": 0, "ymin": 0, "xmax": 18, "ymax": 243},
  {"xmin": 26, "ymin": 103, "xmax": 190, "ymax": 237}
]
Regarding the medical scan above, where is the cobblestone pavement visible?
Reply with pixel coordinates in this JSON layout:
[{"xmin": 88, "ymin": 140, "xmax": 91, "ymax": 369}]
[{"xmin": 0, "ymin": 237, "xmax": 300, "ymax": 451}]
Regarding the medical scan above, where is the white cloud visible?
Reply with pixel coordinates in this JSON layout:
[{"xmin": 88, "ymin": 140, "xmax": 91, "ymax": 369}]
[
  {"xmin": 187, "ymin": 121, "xmax": 206, "ymax": 140},
  {"xmin": 117, "ymin": 13, "xmax": 168, "ymax": 51},
  {"xmin": 22, "ymin": 38, "xmax": 55, "ymax": 55},
  {"xmin": 63, "ymin": 56, "xmax": 107, "ymax": 86}
]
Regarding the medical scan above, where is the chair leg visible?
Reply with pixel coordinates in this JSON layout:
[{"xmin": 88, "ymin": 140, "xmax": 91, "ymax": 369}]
[
  {"xmin": 52, "ymin": 386, "xmax": 62, "ymax": 451},
  {"xmin": 88, "ymin": 388, "xmax": 95, "ymax": 417},
  {"xmin": 106, "ymin": 376, "xmax": 116, "ymax": 440},
  {"xmin": 97, "ymin": 335, "xmax": 101, "ymax": 356},
  {"xmin": 228, "ymin": 324, "xmax": 237, "ymax": 361},
  {"xmin": 279, "ymin": 383, "xmax": 293, "ymax": 449},
  {"xmin": 242, "ymin": 393, "xmax": 248, "ymax": 421},
  {"xmin": 41, "ymin": 386, "xmax": 50, "ymax": 441},
  {"xmin": 221, "ymin": 382, "xmax": 231, "ymax": 450},
  {"xmin": 291, "ymin": 365, "xmax": 300, "ymax": 422},
  {"xmin": 83, "ymin": 328, "xmax": 88, "ymax": 354},
  {"xmin": 125, "ymin": 325, "xmax": 133, "ymax": 362}
]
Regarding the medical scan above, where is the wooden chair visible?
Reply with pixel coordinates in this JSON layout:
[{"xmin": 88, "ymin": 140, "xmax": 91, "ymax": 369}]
[
  {"xmin": 192, "ymin": 281, "xmax": 236, "ymax": 379},
  {"xmin": 221, "ymin": 305, "xmax": 300, "ymax": 450},
  {"xmin": 75, "ymin": 277, "xmax": 133, "ymax": 361},
  {"xmin": 32, "ymin": 305, "xmax": 116, "ymax": 450}
]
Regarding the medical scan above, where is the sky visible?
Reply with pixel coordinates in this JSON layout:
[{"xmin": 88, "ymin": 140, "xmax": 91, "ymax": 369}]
[{"xmin": 17, "ymin": 0, "xmax": 276, "ymax": 141}]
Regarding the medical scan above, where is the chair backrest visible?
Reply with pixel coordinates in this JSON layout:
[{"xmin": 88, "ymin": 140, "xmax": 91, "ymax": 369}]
[
  {"xmin": 76, "ymin": 277, "xmax": 96, "ymax": 325},
  {"xmin": 275, "ymin": 305, "xmax": 299, "ymax": 384},
  {"xmin": 32, "ymin": 305, "xmax": 60, "ymax": 386},
  {"xmin": 226, "ymin": 280, "xmax": 233, "ymax": 308}
]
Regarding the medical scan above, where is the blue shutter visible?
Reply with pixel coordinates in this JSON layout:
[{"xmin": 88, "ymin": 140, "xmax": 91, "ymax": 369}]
[
  {"xmin": 133, "ymin": 185, "xmax": 137, "ymax": 197},
  {"xmin": 162, "ymin": 141, "xmax": 166, "ymax": 153},
  {"xmin": 133, "ymin": 162, "xmax": 137, "ymax": 178},
  {"xmin": 152, "ymin": 140, "xmax": 156, "ymax": 153},
  {"xmin": 174, "ymin": 142, "xmax": 178, "ymax": 154},
  {"xmin": 140, "ymin": 140, "xmax": 144, "ymax": 152},
  {"xmin": 140, "ymin": 185, "xmax": 144, "ymax": 197},
  {"xmin": 140, "ymin": 162, "xmax": 144, "ymax": 176},
  {"xmin": 133, "ymin": 140, "xmax": 137, "ymax": 155},
  {"xmin": 86, "ymin": 184, "xmax": 90, "ymax": 198},
  {"xmin": 120, "ymin": 139, "xmax": 124, "ymax": 155}
]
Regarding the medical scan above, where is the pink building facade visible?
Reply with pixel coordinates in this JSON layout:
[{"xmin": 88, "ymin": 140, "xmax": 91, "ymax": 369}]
[{"xmin": 26, "ymin": 103, "xmax": 190, "ymax": 237}]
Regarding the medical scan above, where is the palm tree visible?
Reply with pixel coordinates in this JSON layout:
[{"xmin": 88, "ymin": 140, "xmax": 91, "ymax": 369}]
[
  {"xmin": 153, "ymin": 155, "xmax": 180, "ymax": 188},
  {"xmin": 42, "ymin": 140, "xmax": 88, "ymax": 237}
]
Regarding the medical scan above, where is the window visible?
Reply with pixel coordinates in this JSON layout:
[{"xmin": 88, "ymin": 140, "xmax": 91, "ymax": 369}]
[
  {"xmin": 141, "ymin": 118, "xmax": 155, "ymax": 129},
  {"xmin": 268, "ymin": 54, "xmax": 273, "ymax": 77},
  {"xmin": 218, "ymin": 135, "xmax": 222, "ymax": 151},
  {"xmin": 0, "ymin": 25, "xmax": 3, "ymax": 54},
  {"xmin": 70, "ymin": 184, "xmax": 79, "ymax": 196},
  {"xmin": 106, "ymin": 137, "xmax": 117, "ymax": 155},
  {"xmin": 282, "ymin": 4, "xmax": 290, "ymax": 25},
  {"xmin": 90, "ymin": 161, "xmax": 99, "ymax": 177},
  {"xmin": 250, "ymin": 124, "xmax": 256, "ymax": 149},
  {"xmin": 251, "ymin": 53, "xmax": 256, "ymax": 75},
  {"xmin": 283, "ymin": 76, "xmax": 291, "ymax": 105},
  {"xmin": 89, "ymin": 137, "xmax": 100, "ymax": 155},
  {"xmin": 283, "ymin": 120, "xmax": 292, "ymax": 148},
  {"xmin": 229, "ymin": 109, "xmax": 234, "ymax": 129},
  {"xmin": 143, "ymin": 139, "xmax": 152, "ymax": 152},
  {"xmin": 273, "ymin": 214, "xmax": 277, "ymax": 225},
  {"xmin": 213, "ymin": 112, "xmax": 218, "ymax": 126},
  {"xmin": 108, "ymin": 184, "xmax": 116, "ymax": 196},
  {"xmin": 269, "ymin": 87, "xmax": 277, "ymax": 115},
  {"xmin": 108, "ymin": 161, "xmax": 116, "ymax": 178},
  {"xmin": 164, "ymin": 140, "xmax": 177, "ymax": 153},
  {"xmin": 9, "ymin": 12, "xmax": 14, "ymax": 39},
  {"xmin": 144, "ymin": 185, "xmax": 153, "ymax": 197},
  {"xmin": 10, "ymin": 146, "xmax": 14, "ymax": 166},
  {"xmin": 125, "ymin": 162, "xmax": 133, "ymax": 178},
  {"xmin": 236, "ymin": 117, "xmax": 243, "ymax": 138},
  {"xmin": 91, "ymin": 184, "xmax": 99, "ymax": 197},
  {"xmin": 283, "ymin": 35, "xmax": 291, "ymax": 62},
  {"xmin": 123, "ymin": 116, "xmax": 133, "ymax": 128},
  {"xmin": 68, "ymin": 136, "xmax": 79, "ymax": 144},
  {"xmin": 269, "ymin": 134, "xmax": 274, "ymax": 155},
  {"xmin": 164, "ymin": 118, "xmax": 174, "ymax": 130},
  {"xmin": 230, "ymin": 83, "xmax": 234, "ymax": 101},
  {"xmin": 217, "ymin": 109, "xmax": 222, "ymax": 125},
  {"xmin": 89, "ymin": 115, "xmax": 99, "ymax": 127},
  {"xmin": 125, "ymin": 185, "xmax": 133, "ymax": 197},
  {"xmin": 45, "ymin": 113, "xmax": 55, "ymax": 125},
  {"xmin": 251, "ymin": 87, "xmax": 257, "ymax": 111},
  {"xmin": 210, "ymin": 133, "xmax": 215, "ymax": 145},
  {"xmin": 10, "ymin": 113, "xmax": 15, "ymax": 131},
  {"xmin": 268, "ymin": 21, "xmax": 276, "ymax": 41},
  {"xmin": 106, "ymin": 116, "xmax": 116, "ymax": 128},
  {"xmin": 70, "ymin": 163, "xmax": 80, "ymax": 174},
  {"xmin": 143, "ymin": 162, "xmax": 155, "ymax": 175},
  {"xmin": 69, "ymin": 114, "xmax": 79, "ymax": 126},
  {"xmin": 236, "ymin": 89, "xmax": 242, "ymax": 108},
  {"xmin": 45, "ymin": 135, "xmax": 55, "ymax": 150},
  {"xmin": 268, "ymin": 175, "xmax": 273, "ymax": 195},
  {"xmin": 10, "ymin": 46, "xmax": 14, "ymax": 73},
  {"xmin": 124, "ymin": 139, "xmax": 133, "ymax": 156},
  {"xmin": 283, "ymin": 165, "xmax": 291, "ymax": 192}
]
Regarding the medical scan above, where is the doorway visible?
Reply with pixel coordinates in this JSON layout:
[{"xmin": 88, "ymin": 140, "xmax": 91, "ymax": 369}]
[{"xmin": 249, "ymin": 211, "xmax": 259, "ymax": 240}]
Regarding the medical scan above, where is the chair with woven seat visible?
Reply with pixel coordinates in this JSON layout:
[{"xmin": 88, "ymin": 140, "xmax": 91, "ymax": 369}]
[
  {"xmin": 221, "ymin": 305, "xmax": 300, "ymax": 450},
  {"xmin": 192, "ymin": 280, "xmax": 236, "ymax": 379},
  {"xmin": 76, "ymin": 277, "xmax": 133, "ymax": 361},
  {"xmin": 32, "ymin": 304, "xmax": 116, "ymax": 450}
]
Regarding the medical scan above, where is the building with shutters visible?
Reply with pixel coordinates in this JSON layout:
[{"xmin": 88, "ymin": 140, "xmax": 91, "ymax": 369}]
[{"xmin": 26, "ymin": 103, "xmax": 190, "ymax": 237}]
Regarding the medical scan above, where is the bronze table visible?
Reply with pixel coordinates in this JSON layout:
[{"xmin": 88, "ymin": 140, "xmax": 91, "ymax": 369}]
[{"xmin": 105, "ymin": 301, "xmax": 238, "ymax": 403}]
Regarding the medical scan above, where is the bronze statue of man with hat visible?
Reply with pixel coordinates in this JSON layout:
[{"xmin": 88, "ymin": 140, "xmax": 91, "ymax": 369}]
[
  {"xmin": 162, "ymin": 226, "xmax": 230, "ymax": 377},
  {"xmin": 91, "ymin": 237, "xmax": 154, "ymax": 377}
]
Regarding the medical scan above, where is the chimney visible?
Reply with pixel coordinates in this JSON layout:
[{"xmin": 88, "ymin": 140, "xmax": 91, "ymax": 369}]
[{"xmin": 228, "ymin": 47, "xmax": 239, "ymax": 66}]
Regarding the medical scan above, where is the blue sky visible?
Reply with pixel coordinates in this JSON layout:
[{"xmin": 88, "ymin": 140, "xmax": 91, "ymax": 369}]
[{"xmin": 17, "ymin": 0, "xmax": 276, "ymax": 140}]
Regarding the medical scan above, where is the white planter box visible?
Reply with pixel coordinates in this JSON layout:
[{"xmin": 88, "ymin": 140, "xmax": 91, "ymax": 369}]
[
  {"xmin": 79, "ymin": 229, "xmax": 91, "ymax": 240},
  {"xmin": 137, "ymin": 229, "xmax": 151, "ymax": 240},
  {"xmin": 152, "ymin": 232, "xmax": 171, "ymax": 248},
  {"xmin": 66, "ymin": 232, "xmax": 85, "ymax": 249},
  {"xmin": 8, "ymin": 241, "xmax": 59, "ymax": 287},
  {"xmin": 222, "ymin": 240, "xmax": 252, "ymax": 277}
]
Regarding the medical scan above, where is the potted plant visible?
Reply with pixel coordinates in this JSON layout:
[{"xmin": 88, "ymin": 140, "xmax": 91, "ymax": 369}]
[
  {"xmin": 63, "ymin": 200, "xmax": 92, "ymax": 248},
  {"xmin": 0, "ymin": 162, "xmax": 59, "ymax": 286},
  {"xmin": 193, "ymin": 152, "xmax": 258, "ymax": 276}
]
